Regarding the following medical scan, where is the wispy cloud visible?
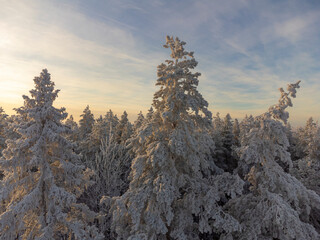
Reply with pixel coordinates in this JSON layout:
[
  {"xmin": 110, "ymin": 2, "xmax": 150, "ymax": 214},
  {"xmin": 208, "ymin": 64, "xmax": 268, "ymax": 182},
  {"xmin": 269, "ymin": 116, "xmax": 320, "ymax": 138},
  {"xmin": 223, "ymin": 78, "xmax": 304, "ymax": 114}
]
[{"xmin": 0, "ymin": 0, "xmax": 319, "ymax": 125}]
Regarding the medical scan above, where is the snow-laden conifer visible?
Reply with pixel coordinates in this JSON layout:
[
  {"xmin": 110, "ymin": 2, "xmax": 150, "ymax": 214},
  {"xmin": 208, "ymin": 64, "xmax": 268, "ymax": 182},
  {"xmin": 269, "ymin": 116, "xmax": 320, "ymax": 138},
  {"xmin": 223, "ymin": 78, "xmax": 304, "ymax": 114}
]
[
  {"xmin": 81, "ymin": 129, "xmax": 132, "ymax": 223},
  {"xmin": 109, "ymin": 36, "xmax": 243, "ymax": 240},
  {"xmin": 115, "ymin": 111, "xmax": 133, "ymax": 144},
  {"xmin": 65, "ymin": 114, "xmax": 79, "ymax": 144},
  {"xmin": 232, "ymin": 118, "xmax": 240, "ymax": 147},
  {"xmin": 0, "ymin": 69, "xmax": 102, "ymax": 239},
  {"xmin": 222, "ymin": 113, "xmax": 234, "ymax": 149},
  {"xmin": 104, "ymin": 109, "xmax": 119, "ymax": 134},
  {"xmin": 146, "ymin": 106, "xmax": 154, "ymax": 122},
  {"xmin": 83, "ymin": 115, "xmax": 109, "ymax": 164},
  {"xmin": 79, "ymin": 105, "xmax": 95, "ymax": 140},
  {"xmin": 225, "ymin": 81, "xmax": 320, "ymax": 240},
  {"xmin": 133, "ymin": 111, "xmax": 145, "ymax": 133},
  {"xmin": 291, "ymin": 118, "xmax": 320, "ymax": 196},
  {"xmin": 0, "ymin": 107, "xmax": 8, "ymax": 157},
  {"xmin": 78, "ymin": 105, "xmax": 96, "ymax": 163}
]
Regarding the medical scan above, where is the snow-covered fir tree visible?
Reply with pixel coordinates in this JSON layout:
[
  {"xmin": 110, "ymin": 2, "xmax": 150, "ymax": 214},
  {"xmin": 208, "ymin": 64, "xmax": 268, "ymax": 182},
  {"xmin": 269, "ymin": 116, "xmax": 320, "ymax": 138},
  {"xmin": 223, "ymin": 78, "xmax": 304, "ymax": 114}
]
[
  {"xmin": 65, "ymin": 114, "xmax": 79, "ymax": 143},
  {"xmin": 213, "ymin": 112, "xmax": 223, "ymax": 132},
  {"xmin": 0, "ymin": 69, "xmax": 102, "ymax": 239},
  {"xmin": 211, "ymin": 113, "xmax": 237, "ymax": 172},
  {"xmin": 222, "ymin": 113, "xmax": 234, "ymax": 149},
  {"xmin": 239, "ymin": 114, "xmax": 255, "ymax": 140},
  {"xmin": 291, "ymin": 118, "xmax": 320, "ymax": 195},
  {"xmin": 133, "ymin": 111, "xmax": 145, "ymax": 133},
  {"xmin": 225, "ymin": 81, "xmax": 320, "ymax": 240},
  {"xmin": 109, "ymin": 36, "xmax": 243, "ymax": 240},
  {"xmin": 211, "ymin": 112, "xmax": 224, "ymax": 150},
  {"xmin": 78, "ymin": 105, "xmax": 95, "ymax": 163},
  {"xmin": 232, "ymin": 118, "xmax": 240, "ymax": 147},
  {"xmin": 94, "ymin": 133, "xmax": 133, "ymax": 238},
  {"xmin": 298, "ymin": 117, "xmax": 319, "ymax": 159},
  {"xmin": 115, "ymin": 111, "xmax": 133, "ymax": 144},
  {"xmin": 211, "ymin": 113, "xmax": 224, "ymax": 166},
  {"xmin": 146, "ymin": 106, "xmax": 154, "ymax": 121},
  {"xmin": 95, "ymin": 133, "xmax": 131, "ymax": 200},
  {"xmin": 85, "ymin": 115, "xmax": 109, "ymax": 163},
  {"xmin": 290, "ymin": 119, "xmax": 320, "ymax": 233},
  {"xmin": 0, "ymin": 107, "xmax": 8, "ymax": 157},
  {"xmin": 79, "ymin": 105, "xmax": 95, "ymax": 140},
  {"xmin": 104, "ymin": 109, "xmax": 119, "ymax": 135},
  {"xmin": 221, "ymin": 113, "xmax": 237, "ymax": 171}
]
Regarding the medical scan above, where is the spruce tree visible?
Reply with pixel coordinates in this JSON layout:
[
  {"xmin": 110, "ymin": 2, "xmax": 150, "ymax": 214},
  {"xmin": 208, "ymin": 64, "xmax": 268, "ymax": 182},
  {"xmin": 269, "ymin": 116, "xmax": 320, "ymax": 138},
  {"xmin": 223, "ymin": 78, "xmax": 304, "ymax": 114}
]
[
  {"xmin": 226, "ymin": 81, "xmax": 320, "ymax": 240},
  {"xmin": 78, "ymin": 105, "xmax": 95, "ymax": 163},
  {"xmin": 110, "ymin": 36, "xmax": 243, "ymax": 240},
  {"xmin": 79, "ymin": 105, "xmax": 95, "ymax": 140},
  {"xmin": 65, "ymin": 114, "xmax": 79, "ymax": 143},
  {"xmin": 115, "ymin": 111, "xmax": 132, "ymax": 144},
  {"xmin": 222, "ymin": 113, "xmax": 234, "ymax": 149},
  {"xmin": 86, "ymin": 115, "xmax": 109, "ymax": 162},
  {"xmin": 0, "ymin": 69, "xmax": 102, "ymax": 239},
  {"xmin": 104, "ymin": 109, "xmax": 119, "ymax": 135},
  {"xmin": 146, "ymin": 106, "xmax": 154, "ymax": 122},
  {"xmin": 232, "ymin": 118, "xmax": 240, "ymax": 147},
  {"xmin": 291, "ymin": 118, "xmax": 320, "ymax": 195},
  {"xmin": 133, "ymin": 111, "xmax": 145, "ymax": 133}
]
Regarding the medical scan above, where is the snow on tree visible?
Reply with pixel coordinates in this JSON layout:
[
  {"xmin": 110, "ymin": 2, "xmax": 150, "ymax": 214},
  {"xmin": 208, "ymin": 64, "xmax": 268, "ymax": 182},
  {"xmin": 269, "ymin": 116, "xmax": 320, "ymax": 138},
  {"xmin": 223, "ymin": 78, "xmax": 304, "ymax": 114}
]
[
  {"xmin": 232, "ymin": 118, "xmax": 240, "ymax": 147},
  {"xmin": 0, "ymin": 107, "xmax": 8, "ymax": 157},
  {"xmin": 115, "ymin": 111, "xmax": 133, "ymax": 144},
  {"xmin": 108, "ymin": 36, "xmax": 243, "ymax": 240},
  {"xmin": 2, "ymin": 115, "xmax": 22, "ymax": 146},
  {"xmin": 222, "ymin": 113, "xmax": 234, "ymax": 149},
  {"xmin": 211, "ymin": 113, "xmax": 224, "ymax": 163},
  {"xmin": 211, "ymin": 112, "xmax": 224, "ymax": 151},
  {"xmin": 89, "ymin": 133, "xmax": 132, "ymax": 238},
  {"xmin": 213, "ymin": 112, "xmax": 223, "ymax": 131},
  {"xmin": 79, "ymin": 105, "xmax": 95, "ymax": 140},
  {"xmin": 291, "ymin": 118, "xmax": 320, "ymax": 195},
  {"xmin": 78, "ymin": 105, "xmax": 95, "ymax": 163},
  {"xmin": 133, "ymin": 111, "xmax": 145, "ymax": 133},
  {"xmin": 65, "ymin": 114, "xmax": 79, "ymax": 143},
  {"xmin": 104, "ymin": 109, "xmax": 119, "ymax": 135},
  {"xmin": 0, "ymin": 69, "xmax": 102, "ymax": 239},
  {"xmin": 94, "ymin": 133, "xmax": 131, "ymax": 201},
  {"xmin": 239, "ymin": 114, "xmax": 255, "ymax": 141},
  {"xmin": 284, "ymin": 122, "xmax": 298, "ymax": 161},
  {"xmin": 225, "ymin": 81, "xmax": 320, "ymax": 240},
  {"xmin": 298, "ymin": 117, "xmax": 320, "ymax": 159},
  {"xmin": 0, "ymin": 107, "xmax": 8, "ymax": 179},
  {"xmin": 221, "ymin": 114, "xmax": 237, "ymax": 171},
  {"xmin": 211, "ymin": 113, "xmax": 237, "ymax": 173},
  {"xmin": 84, "ymin": 115, "xmax": 109, "ymax": 163},
  {"xmin": 146, "ymin": 106, "xmax": 154, "ymax": 122}
]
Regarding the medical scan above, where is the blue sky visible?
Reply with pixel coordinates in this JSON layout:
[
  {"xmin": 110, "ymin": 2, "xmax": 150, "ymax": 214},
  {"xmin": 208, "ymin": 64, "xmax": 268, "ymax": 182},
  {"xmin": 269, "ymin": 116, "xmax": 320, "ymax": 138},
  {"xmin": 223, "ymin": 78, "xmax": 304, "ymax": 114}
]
[{"xmin": 0, "ymin": 0, "xmax": 319, "ymax": 126}]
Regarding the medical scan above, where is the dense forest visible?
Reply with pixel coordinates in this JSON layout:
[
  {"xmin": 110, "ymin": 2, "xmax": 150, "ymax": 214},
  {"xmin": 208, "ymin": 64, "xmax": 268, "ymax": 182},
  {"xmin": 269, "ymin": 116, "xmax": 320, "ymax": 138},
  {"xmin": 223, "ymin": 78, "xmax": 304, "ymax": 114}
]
[{"xmin": 0, "ymin": 36, "xmax": 319, "ymax": 240}]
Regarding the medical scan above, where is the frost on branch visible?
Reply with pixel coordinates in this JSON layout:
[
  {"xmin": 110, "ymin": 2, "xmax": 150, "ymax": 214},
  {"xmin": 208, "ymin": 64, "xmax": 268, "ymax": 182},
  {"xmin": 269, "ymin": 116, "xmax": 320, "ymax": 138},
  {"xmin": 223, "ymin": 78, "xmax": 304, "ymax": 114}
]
[
  {"xmin": 110, "ymin": 36, "xmax": 243, "ymax": 240},
  {"xmin": 225, "ymin": 81, "xmax": 320, "ymax": 240},
  {"xmin": 267, "ymin": 80, "xmax": 301, "ymax": 124},
  {"xmin": 0, "ymin": 69, "xmax": 102, "ymax": 239}
]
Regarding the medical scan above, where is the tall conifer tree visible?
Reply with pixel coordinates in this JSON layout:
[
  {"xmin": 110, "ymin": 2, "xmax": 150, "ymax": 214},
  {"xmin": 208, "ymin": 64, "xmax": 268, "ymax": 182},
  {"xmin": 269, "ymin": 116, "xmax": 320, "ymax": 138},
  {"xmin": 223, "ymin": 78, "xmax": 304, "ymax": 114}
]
[
  {"xmin": 110, "ymin": 37, "xmax": 243, "ymax": 240},
  {"xmin": 0, "ymin": 69, "xmax": 102, "ymax": 239}
]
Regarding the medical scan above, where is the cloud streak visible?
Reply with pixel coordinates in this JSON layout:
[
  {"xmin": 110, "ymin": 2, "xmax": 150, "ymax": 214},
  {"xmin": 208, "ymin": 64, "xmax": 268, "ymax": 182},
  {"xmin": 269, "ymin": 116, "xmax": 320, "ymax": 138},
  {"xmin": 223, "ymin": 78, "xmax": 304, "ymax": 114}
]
[{"xmin": 0, "ymin": 0, "xmax": 319, "ymax": 125}]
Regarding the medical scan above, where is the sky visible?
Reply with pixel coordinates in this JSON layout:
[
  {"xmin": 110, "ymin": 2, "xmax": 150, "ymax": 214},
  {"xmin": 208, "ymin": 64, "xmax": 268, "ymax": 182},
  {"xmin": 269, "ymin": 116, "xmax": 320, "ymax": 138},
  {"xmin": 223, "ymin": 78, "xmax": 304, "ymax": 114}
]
[{"xmin": 0, "ymin": 0, "xmax": 319, "ymax": 126}]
